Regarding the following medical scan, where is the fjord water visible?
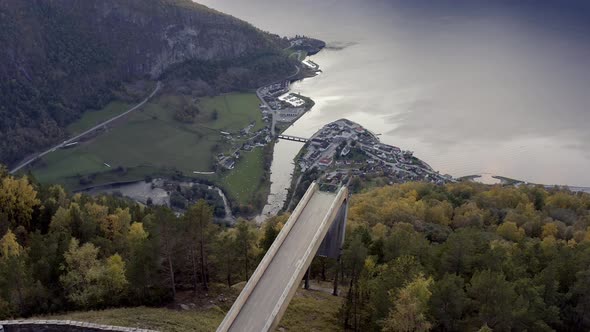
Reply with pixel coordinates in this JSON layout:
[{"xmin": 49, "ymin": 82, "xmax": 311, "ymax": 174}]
[{"xmin": 199, "ymin": 0, "xmax": 590, "ymax": 214}]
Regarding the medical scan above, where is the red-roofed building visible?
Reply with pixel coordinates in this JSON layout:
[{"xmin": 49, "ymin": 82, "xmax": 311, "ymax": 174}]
[{"xmin": 319, "ymin": 157, "xmax": 333, "ymax": 167}]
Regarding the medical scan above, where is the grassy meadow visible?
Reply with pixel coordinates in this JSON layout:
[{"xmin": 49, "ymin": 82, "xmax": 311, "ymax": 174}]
[
  {"xmin": 66, "ymin": 101, "xmax": 132, "ymax": 135},
  {"xmin": 221, "ymin": 147, "xmax": 265, "ymax": 205},
  {"xmin": 31, "ymin": 92, "xmax": 268, "ymax": 205},
  {"xmin": 39, "ymin": 287, "xmax": 342, "ymax": 332}
]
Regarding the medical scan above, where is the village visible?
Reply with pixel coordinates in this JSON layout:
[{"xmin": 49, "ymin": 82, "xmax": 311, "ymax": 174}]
[
  {"xmin": 216, "ymin": 38, "xmax": 321, "ymax": 171},
  {"xmin": 297, "ymin": 119, "xmax": 453, "ymax": 187}
]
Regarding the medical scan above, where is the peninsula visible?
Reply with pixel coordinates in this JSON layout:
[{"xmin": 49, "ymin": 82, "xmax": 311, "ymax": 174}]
[{"xmin": 285, "ymin": 119, "xmax": 454, "ymax": 209}]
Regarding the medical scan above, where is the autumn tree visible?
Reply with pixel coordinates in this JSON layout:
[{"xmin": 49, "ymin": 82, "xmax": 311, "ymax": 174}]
[
  {"xmin": 60, "ymin": 238, "xmax": 103, "ymax": 308},
  {"xmin": 259, "ymin": 215, "xmax": 285, "ymax": 254},
  {"xmin": 100, "ymin": 208, "xmax": 131, "ymax": 240},
  {"xmin": 59, "ymin": 238, "xmax": 128, "ymax": 308},
  {"xmin": 0, "ymin": 230, "xmax": 29, "ymax": 315},
  {"xmin": 497, "ymin": 221, "xmax": 526, "ymax": 242},
  {"xmin": 0, "ymin": 176, "xmax": 40, "ymax": 232},
  {"xmin": 369, "ymin": 255, "xmax": 424, "ymax": 325},
  {"xmin": 541, "ymin": 222, "xmax": 559, "ymax": 239},
  {"xmin": 381, "ymin": 274, "xmax": 434, "ymax": 332}
]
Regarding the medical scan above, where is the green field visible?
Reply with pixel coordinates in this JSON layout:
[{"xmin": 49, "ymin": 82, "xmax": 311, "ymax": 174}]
[
  {"xmin": 67, "ymin": 101, "xmax": 132, "ymax": 135},
  {"xmin": 31, "ymin": 92, "xmax": 268, "ymax": 205},
  {"xmin": 284, "ymin": 48, "xmax": 308, "ymax": 61},
  {"xmin": 221, "ymin": 148, "xmax": 265, "ymax": 205},
  {"xmin": 34, "ymin": 96, "xmax": 221, "ymax": 184},
  {"xmin": 39, "ymin": 287, "xmax": 342, "ymax": 332},
  {"xmin": 198, "ymin": 93, "xmax": 265, "ymax": 132}
]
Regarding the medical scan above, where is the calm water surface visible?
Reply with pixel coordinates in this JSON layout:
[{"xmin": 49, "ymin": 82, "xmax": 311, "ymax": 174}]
[{"xmin": 199, "ymin": 0, "xmax": 590, "ymax": 214}]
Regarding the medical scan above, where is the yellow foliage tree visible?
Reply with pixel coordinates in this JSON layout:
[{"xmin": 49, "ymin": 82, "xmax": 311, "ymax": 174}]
[
  {"xmin": 0, "ymin": 229, "xmax": 22, "ymax": 258},
  {"xmin": 504, "ymin": 203, "xmax": 540, "ymax": 227},
  {"xmin": 49, "ymin": 206, "xmax": 72, "ymax": 233},
  {"xmin": 425, "ymin": 201, "xmax": 453, "ymax": 226},
  {"xmin": 0, "ymin": 176, "xmax": 40, "ymax": 231},
  {"xmin": 452, "ymin": 202, "xmax": 487, "ymax": 228},
  {"xmin": 546, "ymin": 192, "xmax": 581, "ymax": 210},
  {"xmin": 100, "ymin": 208, "xmax": 131, "ymax": 239},
  {"xmin": 46, "ymin": 185, "xmax": 68, "ymax": 208},
  {"xmin": 0, "ymin": 229, "xmax": 28, "ymax": 314},
  {"xmin": 542, "ymin": 223, "xmax": 559, "ymax": 239},
  {"xmin": 477, "ymin": 187, "xmax": 529, "ymax": 209},
  {"xmin": 60, "ymin": 238, "xmax": 128, "ymax": 308},
  {"xmin": 497, "ymin": 222, "xmax": 526, "ymax": 242},
  {"xmin": 102, "ymin": 254, "xmax": 128, "ymax": 300},
  {"xmin": 371, "ymin": 223, "xmax": 388, "ymax": 239},
  {"xmin": 381, "ymin": 274, "xmax": 434, "ymax": 332},
  {"xmin": 84, "ymin": 202, "xmax": 109, "ymax": 228},
  {"xmin": 128, "ymin": 222, "xmax": 148, "ymax": 243}
]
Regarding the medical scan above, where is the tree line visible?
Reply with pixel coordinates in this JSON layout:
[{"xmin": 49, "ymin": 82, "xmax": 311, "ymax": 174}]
[{"xmin": 0, "ymin": 165, "xmax": 285, "ymax": 318}]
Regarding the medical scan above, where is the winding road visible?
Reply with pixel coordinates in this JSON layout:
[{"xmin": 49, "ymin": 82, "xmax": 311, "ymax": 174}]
[{"xmin": 10, "ymin": 81, "xmax": 162, "ymax": 174}]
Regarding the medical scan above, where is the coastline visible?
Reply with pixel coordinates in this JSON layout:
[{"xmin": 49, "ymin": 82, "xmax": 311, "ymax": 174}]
[{"xmin": 255, "ymin": 43, "xmax": 325, "ymax": 222}]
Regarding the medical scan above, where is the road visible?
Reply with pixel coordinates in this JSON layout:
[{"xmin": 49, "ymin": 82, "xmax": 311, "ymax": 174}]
[
  {"xmin": 256, "ymin": 86, "xmax": 278, "ymax": 136},
  {"xmin": 220, "ymin": 185, "xmax": 348, "ymax": 332},
  {"xmin": 257, "ymin": 49, "xmax": 303, "ymax": 136},
  {"xmin": 10, "ymin": 82, "xmax": 162, "ymax": 174},
  {"xmin": 286, "ymin": 64, "xmax": 301, "ymax": 79}
]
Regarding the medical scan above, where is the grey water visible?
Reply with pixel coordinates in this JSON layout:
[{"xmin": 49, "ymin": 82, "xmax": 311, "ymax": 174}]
[{"xmin": 199, "ymin": 0, "xmax": 590, "ymax": 215}]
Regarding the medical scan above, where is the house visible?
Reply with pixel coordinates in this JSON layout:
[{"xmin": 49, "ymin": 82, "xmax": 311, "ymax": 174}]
[
  {"xmin": 222, "ymin": 159, "xmax": 235, "ymax": 170},
  {"xmin": 319, "ymin": 157, "xmax": 333, "ymax": 167},
  {"xmin": 341, "ymin": 146, "xmax": 351, "ymax": 157}
]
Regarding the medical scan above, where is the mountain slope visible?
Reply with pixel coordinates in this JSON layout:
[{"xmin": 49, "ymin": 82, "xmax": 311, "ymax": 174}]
[{"xmin": 0, "ymin": 0, "xmax": 293, "ymax": 166}]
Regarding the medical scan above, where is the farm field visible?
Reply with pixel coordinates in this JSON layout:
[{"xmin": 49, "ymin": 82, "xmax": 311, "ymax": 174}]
[
  {"xmin": 198, "ymin": 93, "xmax": 265, "ymax": 132},
  {"xmin": 31, "ymin": 92, "xmax": 268, "ymax": 206},
  {"xmin": 66, "ymin": 101, "xmax": 132, "ymax": 136},
  {"xmin": 221, "ymin": 147, "xmax": 266, "ymax": 206}
]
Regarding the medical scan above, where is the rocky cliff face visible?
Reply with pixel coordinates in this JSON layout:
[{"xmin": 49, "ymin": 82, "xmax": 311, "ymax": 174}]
[
  {"xmin": 0, "ymin": 0, "xmax": 292, "ymax": 165},
  {"xmin": 1, "ymin": 0, "xmax": 283, "ymax": 79}
]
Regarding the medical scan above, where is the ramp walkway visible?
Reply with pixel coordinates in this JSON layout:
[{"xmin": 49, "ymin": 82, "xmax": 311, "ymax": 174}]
[{"xmin": 217, "ymin": 183, "xmax": 348, "ymax": 332}]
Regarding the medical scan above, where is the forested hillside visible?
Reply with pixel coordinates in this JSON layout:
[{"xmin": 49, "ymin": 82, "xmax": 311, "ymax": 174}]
[
  {"xmin": 0, "ymin": 0, "xmax": 294, "ymax": 166},
  {"xmin": 2, "ymin": 164, "xmax": 590, "ymax": 331},
  {"xmin": 336, "ymin": 182, "xmax": 590, "ymax": 331}
]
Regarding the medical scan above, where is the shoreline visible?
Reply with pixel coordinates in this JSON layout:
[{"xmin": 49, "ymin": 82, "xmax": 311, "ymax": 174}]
[{"xmin": 255, "ymin": 47, "xmax": 324, "ymax": 222}]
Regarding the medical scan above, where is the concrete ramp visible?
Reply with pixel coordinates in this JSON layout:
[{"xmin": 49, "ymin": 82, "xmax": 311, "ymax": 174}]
[{"xmin": 217, "ymin": 183, "xmax": 348, "ymax": 332}]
